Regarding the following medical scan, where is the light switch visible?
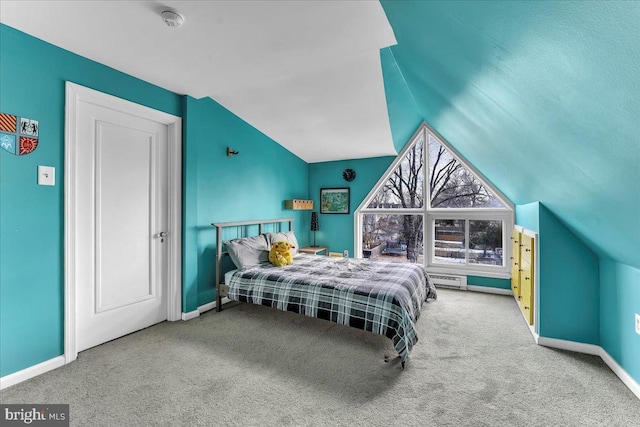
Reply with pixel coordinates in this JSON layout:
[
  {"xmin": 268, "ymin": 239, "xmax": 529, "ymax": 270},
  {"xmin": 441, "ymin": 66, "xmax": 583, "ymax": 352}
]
[{"xmin": 38, "ymin": 166, "xmax": 55, "ymax": 186}]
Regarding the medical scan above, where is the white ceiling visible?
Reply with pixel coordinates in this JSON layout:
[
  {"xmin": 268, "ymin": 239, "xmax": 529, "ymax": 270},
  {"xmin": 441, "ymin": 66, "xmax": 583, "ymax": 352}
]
[{"xmin": 0, "ymin": 0, "xmax": 398, "ymax": 163}]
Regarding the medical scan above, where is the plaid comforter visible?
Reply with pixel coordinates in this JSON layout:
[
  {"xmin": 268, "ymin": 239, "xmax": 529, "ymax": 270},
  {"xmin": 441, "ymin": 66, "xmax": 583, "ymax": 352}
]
[{"xmin": 227, "ymin": 255, "xmax": 437, "ymax": 362}]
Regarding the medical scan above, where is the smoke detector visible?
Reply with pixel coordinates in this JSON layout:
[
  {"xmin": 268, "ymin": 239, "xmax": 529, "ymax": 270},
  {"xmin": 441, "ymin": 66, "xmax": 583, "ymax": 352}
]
[{"xmin": 161, "ymin": 9, "xmax": 185, "ymax": 28}]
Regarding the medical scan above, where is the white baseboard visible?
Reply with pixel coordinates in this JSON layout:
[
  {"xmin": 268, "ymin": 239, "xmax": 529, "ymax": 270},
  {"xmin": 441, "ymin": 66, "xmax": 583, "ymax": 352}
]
[
  {"xmin": 600, "ymin": 348, "xmax": 640, "ymax": 400},
  {"xmin": 197, "ymin": 302, "xmax": 216, "ymax": 313},
  {"xmin": 181, "ymin": 310, "xmax": 200, "ymax": 321},
  {"xmin": 198, "ymin": 297, "xmax": 231, "ymax": 314},
  {"xmin": 0, "ymin": 356, "xmax": 65, "ymax": 390},
  {"xmin": 528, "ymin": 325, "xmax": 540, "ymax": 343},
  {"xmin": 537, "ymin": 337, "xmax": 639, "ymax": 400},
  {"xmin": 537, "ymin": 336, "xmax": 601, "ymax": 355},
  {"xmin": 467, "ymin": 285, "xmax": 513, "ymax": 296},
  {"xmin": 182, "ymin": 297, "xmax": 233, "ymax": 320}
]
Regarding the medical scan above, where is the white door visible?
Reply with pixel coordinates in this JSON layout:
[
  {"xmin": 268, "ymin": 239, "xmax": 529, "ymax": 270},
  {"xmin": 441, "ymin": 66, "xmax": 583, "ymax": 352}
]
[{"xmin": 74, "ymin": 98, "xmax": 169, "ymax": 352}]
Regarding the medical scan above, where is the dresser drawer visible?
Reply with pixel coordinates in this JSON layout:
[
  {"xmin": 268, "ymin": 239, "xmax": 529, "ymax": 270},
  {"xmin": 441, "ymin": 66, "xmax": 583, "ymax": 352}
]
[
  {"xmin": 521, "ymin": 297, "xmax": 534, "ymax": 325},
  {"xmin": 511, "ymin": 264, "xmax": 521, "ymax": 297},
  {"xmin": 521, "ymin": 234, "xmax": 534, "ymax": 264},
  {"xmin": 520, "ymin": 259, "xmax": 533, "ymax": 297}
]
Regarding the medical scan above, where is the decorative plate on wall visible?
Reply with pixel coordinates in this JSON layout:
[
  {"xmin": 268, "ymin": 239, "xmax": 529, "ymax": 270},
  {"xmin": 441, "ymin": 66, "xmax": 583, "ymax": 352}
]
[{"xmin": 342, "ymin": 168, "xmax": 356, "ymax": 182}]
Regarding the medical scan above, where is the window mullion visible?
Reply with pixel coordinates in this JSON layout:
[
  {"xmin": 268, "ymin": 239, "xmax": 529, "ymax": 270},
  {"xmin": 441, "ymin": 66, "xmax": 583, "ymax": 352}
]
[
  {"xmin": 465, "ymin": 219, "xmax": 470, "ymax": 265},
  {"xmin": 422, "ymin": 211, "xmax": 427, "ymax": 267},
  {"xmin": 359, "ymin": 208, "xmax": 424, "ymax": 215},
  {"xmin": 424, "ymin": 126, "xmax": 430, "ymax": 211}
]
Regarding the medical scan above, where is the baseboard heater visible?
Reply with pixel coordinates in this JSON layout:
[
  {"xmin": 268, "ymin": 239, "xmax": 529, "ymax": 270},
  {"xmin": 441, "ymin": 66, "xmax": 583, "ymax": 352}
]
[{"xmin": 430, "ymin": 274, "xmax": 467, "ymax": 290}]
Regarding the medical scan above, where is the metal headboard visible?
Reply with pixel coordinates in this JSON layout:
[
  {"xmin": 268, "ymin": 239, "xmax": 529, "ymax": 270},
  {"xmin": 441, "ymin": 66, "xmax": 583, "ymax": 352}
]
[{"xmin": 212, "ymin": 218, "xmax": 294, "ymax": 311}]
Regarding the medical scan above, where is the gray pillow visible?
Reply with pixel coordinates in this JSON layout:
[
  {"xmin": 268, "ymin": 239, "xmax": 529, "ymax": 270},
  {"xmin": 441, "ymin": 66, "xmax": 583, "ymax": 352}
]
[
  {"xmin": 267, "ymin": 231, "xmax": 299, "ymax": 256},
  {"xmin": 224, "ymin": 234, "xmax": 270, "ymax": 269}
]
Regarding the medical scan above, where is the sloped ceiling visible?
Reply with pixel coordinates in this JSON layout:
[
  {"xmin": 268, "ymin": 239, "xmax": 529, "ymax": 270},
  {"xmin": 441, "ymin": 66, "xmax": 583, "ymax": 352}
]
[
  {"xmin": 380, "ymin": 1, "xmax": 640, "ymax": 268},
  {"xmin": 379, "ymin": 47, "xmax": 423, "ymax": 153},
  {"xmin": 1, "ymin": 1, "xmax": 638, "ymax": 267},
  {"xmin": 0, "ymin": 0, "xmax": 397, "ymax": 163}
]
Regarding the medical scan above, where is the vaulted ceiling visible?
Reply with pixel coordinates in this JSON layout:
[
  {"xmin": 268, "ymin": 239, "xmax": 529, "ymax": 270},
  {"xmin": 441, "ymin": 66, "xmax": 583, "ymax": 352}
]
[
  {"xmin": 1, "ymin": 1, "xmax": 638, "ymax": 268},
  {"xmin": 380, "ymin": 0, "xmax": 640, "ymax": 268},
  {"xmin": 0, "ymin": 0, "xmax": 397, "ymax": 163}
]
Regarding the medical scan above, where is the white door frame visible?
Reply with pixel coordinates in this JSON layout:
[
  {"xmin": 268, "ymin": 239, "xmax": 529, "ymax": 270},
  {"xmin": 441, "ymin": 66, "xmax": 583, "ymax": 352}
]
[{"xmin": 64, "ymin": 82, "xmax": 182, "ymax": 364}]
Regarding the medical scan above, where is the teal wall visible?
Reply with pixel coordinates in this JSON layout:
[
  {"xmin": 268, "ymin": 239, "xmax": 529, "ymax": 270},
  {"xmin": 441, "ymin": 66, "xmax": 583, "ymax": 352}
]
[
  {"xmin": 0, "ymin": 25, "xmax": 182, "ymax": 377},
  {"xmin": 515, "ymin": 202, "xmax": 600, "ymax": 344},
  {"xmin": 308, "ymin": 157, "xmax": 393, "ymax": 256},
  {"xmin": 514, "ymin": 202, "xmax": 540, "ymax": 233},
  {"xmin": 467, "ymin": 276, "xmax": 510, "ymax": 290},
  {"xmin": 537, "ymin": 204, "xmax": 599, "ymax": 344},
  {"xmin": 600, "ymin": 260, "xmax": 640, "ymax": 383},
  {"xmin": 182, "ymin": 96, "xmax": 309, "ymax": 311}
]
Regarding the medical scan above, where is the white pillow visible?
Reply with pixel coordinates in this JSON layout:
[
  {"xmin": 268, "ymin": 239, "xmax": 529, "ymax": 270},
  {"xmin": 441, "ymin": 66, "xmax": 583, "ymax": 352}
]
[
  {"xmin": 223, "ymin": 234, "xmax": 270, "ymax": 269},
  {"xmin": 267, "ymin": 231, "xmax": 299, "ymax": 256}
]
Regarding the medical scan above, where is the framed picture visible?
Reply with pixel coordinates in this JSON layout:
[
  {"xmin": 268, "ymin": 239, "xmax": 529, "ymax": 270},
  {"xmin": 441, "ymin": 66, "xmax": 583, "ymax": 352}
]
[{"xmin": 320, "ymin": 187, "xmax": 350, "ymax": 214}]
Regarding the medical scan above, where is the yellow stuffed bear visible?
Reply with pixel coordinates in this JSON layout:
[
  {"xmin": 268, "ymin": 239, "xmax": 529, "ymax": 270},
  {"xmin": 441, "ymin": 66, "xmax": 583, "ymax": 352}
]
[{"xmin": 269, "ymin": 241, "xmax": 295, "ymax": 266}]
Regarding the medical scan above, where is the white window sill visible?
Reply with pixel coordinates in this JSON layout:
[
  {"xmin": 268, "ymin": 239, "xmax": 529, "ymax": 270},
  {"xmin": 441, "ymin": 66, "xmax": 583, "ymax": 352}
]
[{"xmin": 426, "ymin": 265, "xmax": 511, "ymax": 280}]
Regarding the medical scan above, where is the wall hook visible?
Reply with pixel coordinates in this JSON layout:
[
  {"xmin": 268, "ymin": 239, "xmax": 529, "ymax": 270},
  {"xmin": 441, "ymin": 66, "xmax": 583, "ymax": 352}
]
[{"xmin": 227, "ymin": 147, "xmax": 239, "ymax": 157}]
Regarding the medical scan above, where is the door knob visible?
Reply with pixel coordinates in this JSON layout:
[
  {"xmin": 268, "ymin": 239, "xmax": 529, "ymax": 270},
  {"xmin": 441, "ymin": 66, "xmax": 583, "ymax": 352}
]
[{"xmin": 159, "ymin": 232, "xmax": 168, "ymax": 237}]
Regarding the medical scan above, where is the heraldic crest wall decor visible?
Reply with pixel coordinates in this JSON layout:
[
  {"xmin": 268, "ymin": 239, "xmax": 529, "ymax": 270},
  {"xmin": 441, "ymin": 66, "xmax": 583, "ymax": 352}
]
[{"xmin": 0, "ymin": 112, "xmax": 39, "ymax": 156}]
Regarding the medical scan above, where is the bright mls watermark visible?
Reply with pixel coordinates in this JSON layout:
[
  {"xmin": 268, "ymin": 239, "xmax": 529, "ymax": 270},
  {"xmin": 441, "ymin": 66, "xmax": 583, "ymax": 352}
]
[{"xmin": 1, "ymin": 405, "xmax": 69, "ymax": 426}]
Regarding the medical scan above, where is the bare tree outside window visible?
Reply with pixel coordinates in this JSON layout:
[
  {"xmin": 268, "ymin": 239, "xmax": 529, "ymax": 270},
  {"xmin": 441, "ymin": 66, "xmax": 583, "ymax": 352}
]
[
  {"xmin": 428, "ymin": 135, "xmax": 504, "ymax": 208},
  {"xmin": 367, "ymin": 139, "xmax": 424, "ymax": 262},
  {"xmin": 361, "ymin": 130, "xmax": 507, "ymax": 266},
  {"xmin": 368, "ymin": 138, "xmax": 424, "ymax": 209}
]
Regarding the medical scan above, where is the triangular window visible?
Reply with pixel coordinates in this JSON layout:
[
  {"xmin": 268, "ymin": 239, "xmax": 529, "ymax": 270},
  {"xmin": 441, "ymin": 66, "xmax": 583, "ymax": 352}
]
[
  {"xmin": 364, "ymin": 125, "xmax": 508, "ymax": 210},
  {"xmin": 367, "ymin": 135, "xmax": 424, "ymax": 209},
  {"xmin": 428, "ymin": 134, "xmax": 506, "ymax": 208},
  {"xmin": 356, "ymin": 122, "xmax": 513, "ymax": 272}
]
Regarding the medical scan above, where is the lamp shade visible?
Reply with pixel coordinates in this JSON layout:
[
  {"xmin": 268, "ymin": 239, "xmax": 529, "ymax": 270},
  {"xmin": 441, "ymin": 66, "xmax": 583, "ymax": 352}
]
[{"xmin": 310, "ymin": 211, "xmax": 319, "ymax": 231}]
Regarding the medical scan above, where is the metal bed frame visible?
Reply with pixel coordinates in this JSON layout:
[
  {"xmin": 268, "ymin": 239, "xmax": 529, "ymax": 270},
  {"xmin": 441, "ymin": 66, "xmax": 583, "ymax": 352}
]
[{"xmin": 212, "ymin": 218, "xmax": 294, "ymax": 312}]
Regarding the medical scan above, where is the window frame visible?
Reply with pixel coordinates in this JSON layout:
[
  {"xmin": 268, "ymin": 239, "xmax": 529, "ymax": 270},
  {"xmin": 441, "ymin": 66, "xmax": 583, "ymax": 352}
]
[{"xmin": 354, "ymin": 122, "xmax": 514, "ymax": 278}]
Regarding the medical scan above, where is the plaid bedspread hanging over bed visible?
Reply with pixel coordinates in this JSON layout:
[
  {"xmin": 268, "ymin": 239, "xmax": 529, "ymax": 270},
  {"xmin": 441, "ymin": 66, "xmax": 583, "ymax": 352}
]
[{"xmin": 226, "ymin": 255, "xmax": 437, "ymax": 362}]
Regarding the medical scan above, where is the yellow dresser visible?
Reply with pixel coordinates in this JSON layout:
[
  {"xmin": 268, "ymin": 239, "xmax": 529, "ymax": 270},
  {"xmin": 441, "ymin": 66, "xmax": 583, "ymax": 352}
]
[
  {"xmin": 512, "ymin": 228, "xmax": 535, "ymax": 325},
  {"xmin": 511, "ymin": 230, "xmax": 522, "ymax": 300},
  {"xmin": 519, "ymin": 234, "xmax": 535, "ymax": 325}
]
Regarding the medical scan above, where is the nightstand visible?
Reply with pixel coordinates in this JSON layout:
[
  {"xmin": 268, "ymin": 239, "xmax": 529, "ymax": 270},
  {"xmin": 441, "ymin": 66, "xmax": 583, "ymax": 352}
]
[{"xmin": 299, "ymin": 246, "xmax": 329, "ymax": 256}]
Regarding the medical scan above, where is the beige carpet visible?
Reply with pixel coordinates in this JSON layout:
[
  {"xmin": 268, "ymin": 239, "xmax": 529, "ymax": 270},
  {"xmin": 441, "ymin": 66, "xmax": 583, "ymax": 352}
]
[{"xmin": 2, "ymin": 289, "xmax": 639, "ymax": 426}]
